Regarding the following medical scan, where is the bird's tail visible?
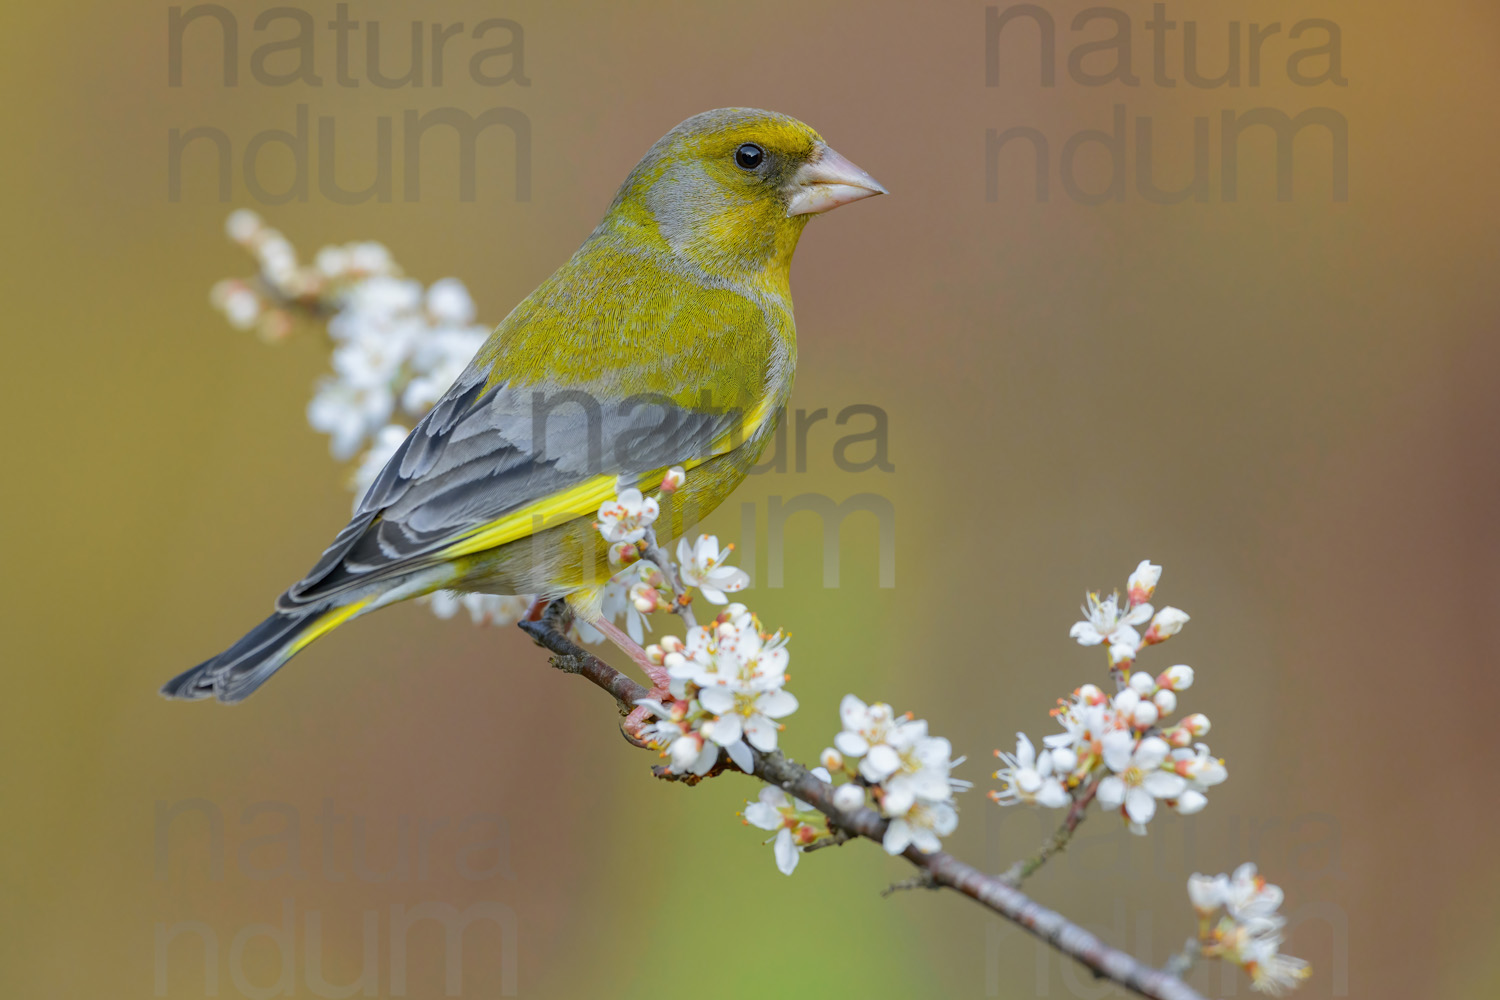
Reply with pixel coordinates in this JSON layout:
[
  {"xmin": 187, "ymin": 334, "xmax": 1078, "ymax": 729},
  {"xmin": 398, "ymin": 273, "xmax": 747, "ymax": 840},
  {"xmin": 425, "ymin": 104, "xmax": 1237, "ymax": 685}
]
[{"xmin": 160, "ymin": 599, "xmax": 370, "ymax": 703}]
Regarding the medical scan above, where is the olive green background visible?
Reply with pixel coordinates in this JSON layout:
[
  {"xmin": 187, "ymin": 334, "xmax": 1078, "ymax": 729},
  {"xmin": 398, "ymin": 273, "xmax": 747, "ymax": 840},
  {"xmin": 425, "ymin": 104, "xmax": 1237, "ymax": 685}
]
[{"xmin": 2, "ymin": 1, "xmax": 1496, "ymax": 997}]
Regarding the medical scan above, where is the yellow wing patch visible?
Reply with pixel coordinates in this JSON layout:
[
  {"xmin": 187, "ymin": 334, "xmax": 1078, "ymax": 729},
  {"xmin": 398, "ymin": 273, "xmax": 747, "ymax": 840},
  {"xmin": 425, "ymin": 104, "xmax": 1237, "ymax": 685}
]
[
  {"xmin": 439, "ymin": 396, "xmax": 777, "ymax": 561},
  {"xmin": 288, "ymin": 598, "xmax": 373, "ymax": 656}
]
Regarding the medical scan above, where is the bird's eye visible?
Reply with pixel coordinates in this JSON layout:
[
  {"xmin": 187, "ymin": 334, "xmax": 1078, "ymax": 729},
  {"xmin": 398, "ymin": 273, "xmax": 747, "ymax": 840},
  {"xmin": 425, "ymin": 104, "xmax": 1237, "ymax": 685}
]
[{"xmin": 734, "ymin": 143, "xmax": 765, "ymax": 170}]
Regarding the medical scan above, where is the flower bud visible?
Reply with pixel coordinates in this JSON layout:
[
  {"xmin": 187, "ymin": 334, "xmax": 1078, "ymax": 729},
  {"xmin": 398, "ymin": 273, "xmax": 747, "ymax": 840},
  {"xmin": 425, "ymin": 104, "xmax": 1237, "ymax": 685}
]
[
  {"xmin": 1109, "ymin": 642, "xmax": 1137, "ymax": 667},
  {"xmin": 833, "ymin": 783, "xmax": 866, "ymax": 812},
  {"xmin": 1152, "ymin": 689, "xmax": 1177, "ymax": 715},
  {"xmin": 225, "ymin": 208, "xmax": 263, "ymax": 243},
  {"xmin": 669, "ymin": 733, "xmax": 703, "ymax": 770},
  {"xmin": 1127, "ymin": 560, "xmax": 1162, "ymax": 606},
  {"xmin": 1174, "ymin": 790, "xmax": 1208, "ymax": 815},
  {"xmin": 1128, "ymin": 671, "xmax": 1157, "ymax": 696},
  {"xmin": 1131, "ymin": 701, "xmax": 1159, "ymax": 728},
  {"xmin": 1163, "ymin": 725, "xmax": 1193, "ymax": 748},
  {"xmin": 645, "ymin": 644, "xmax": 665, "ymax": 666},
  {"xmin": 1187, "ymin": 873, "xmax": 1224, "ymax": 915},
  {"xmin": 1159, "ymin": 664, "xmax": 1194, "ymax": 691},
  {"xmin": 1144, "ymin": 607, "xmax": 1190, "ymax": 644},
  {"xmin": 661, "ymin": 466, "xmax": 686, "ymax": 493},
  {"xmin": 820, "ymin": 747, "xmax": 844, "ymax": 771},
  {"xmin": 1181, "ymin": 713, "xmax": 1211, "ymax": 736},
  {"xmin": 1113, "ymin": 688, "xmax": 1141, "ymax": 714},
  {"xmin": 1077, "ymin": 683, "xmax": 1106, "ymax": 705},
  {"xmin": 660, "ymin": 635, "xmax": 685, "ymax": 654}
]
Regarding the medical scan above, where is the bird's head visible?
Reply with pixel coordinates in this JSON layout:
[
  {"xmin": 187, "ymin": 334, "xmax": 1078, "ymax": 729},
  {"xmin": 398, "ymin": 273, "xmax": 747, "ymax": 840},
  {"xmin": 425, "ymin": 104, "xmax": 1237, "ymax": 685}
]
[{"xmin": 603, "ymin": 108, "xmax": 886, "ymax": 284}]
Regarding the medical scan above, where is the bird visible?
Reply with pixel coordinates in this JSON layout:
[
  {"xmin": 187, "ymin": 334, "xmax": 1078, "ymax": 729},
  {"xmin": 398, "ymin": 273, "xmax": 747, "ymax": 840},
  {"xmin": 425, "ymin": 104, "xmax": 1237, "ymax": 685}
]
[{"xmin": 162, "ymin": 107, "xmax": 886, "ymax": 705}]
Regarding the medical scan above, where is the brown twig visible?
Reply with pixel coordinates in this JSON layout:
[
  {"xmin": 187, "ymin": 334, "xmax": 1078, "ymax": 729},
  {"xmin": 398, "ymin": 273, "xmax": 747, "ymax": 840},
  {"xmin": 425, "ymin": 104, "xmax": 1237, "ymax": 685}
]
[
  {"xmin": 519, "ymin": 612, "xmax": 1207, "ymax": 1000},
  {"xmin": 803, "ymin": 828, "xmax": 855, "ymax": 853},
  {"xmin": 999, "ymin": 777, "xmax": 1102, "ymax": 886},
  {"xmin": 882, "ymin": 871, "xmax": 939, "ymax": 896},
  {"xmin": 1163, "ymin": 938, "xmax": 1202, "ymax": 978},
  {"xmin": 640, "ymin": 526, "xmax": 698, "ymax": 630}
]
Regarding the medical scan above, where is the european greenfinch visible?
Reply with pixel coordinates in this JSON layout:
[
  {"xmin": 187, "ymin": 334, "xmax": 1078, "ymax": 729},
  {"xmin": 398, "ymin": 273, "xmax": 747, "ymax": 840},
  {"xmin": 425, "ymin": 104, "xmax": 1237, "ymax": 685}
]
[{"xmin": 163, "ymin": 107, "xmax": 885, "ymax": 703}]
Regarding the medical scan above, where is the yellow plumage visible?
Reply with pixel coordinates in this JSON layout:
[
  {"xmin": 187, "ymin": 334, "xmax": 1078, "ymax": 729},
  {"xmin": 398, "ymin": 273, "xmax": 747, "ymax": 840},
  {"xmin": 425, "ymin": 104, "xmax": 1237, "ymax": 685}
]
[{"xmin": 163, "ymin": 107, "xmax": 885, "ymax": 703}]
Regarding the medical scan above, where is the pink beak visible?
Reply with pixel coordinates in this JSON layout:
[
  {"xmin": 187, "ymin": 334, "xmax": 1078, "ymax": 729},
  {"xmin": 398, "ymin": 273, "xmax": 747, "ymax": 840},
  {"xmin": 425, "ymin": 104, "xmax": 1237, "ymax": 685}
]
[{"xmin": 786, "ymin": 144, "xmax": 887, "ymax": 217}]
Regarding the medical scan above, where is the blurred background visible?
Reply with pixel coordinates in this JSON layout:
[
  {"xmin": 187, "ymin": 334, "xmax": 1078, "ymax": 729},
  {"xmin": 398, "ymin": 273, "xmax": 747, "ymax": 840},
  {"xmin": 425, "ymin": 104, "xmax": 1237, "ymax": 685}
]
[{"xmin": 2, "ymin": 0, "xmax": 1496, "ymax": 996}]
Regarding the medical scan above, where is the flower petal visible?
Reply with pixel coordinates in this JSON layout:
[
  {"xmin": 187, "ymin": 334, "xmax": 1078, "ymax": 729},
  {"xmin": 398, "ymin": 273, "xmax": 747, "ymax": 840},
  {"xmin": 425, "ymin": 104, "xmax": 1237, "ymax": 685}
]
[
  {"xmin": 1124, "ymin": 786, "xmax": 1158, "ymax": 824},
  {"xmin": 757, "ymin": 689, "xmax": 799, "ymax": 718},
  {"xmin": 839, "ymin": 694, "xmax": 867, "ymax": 729},
  {"xmin": 743, "ymin": 715, "xmax": 779, "ymax": 752},
  {"xmin": 882, "ymin": 819, "xmax": 912, "ymax": 855},
  {"xmin": 698, "ymin": 686, "xmax": 734, "ymax": 714},
  {"xmin": 744, "ymin": 801, "xmax": 781, "ymax": 830},
  {"xmin": 1096, "ymin": 775, "xmax": 1125, "ymax": 809},
  {"xmin": 773, "ymin": 827, "xmax": 799, "ymax": 875},
  {"xmin": 725, "ymin": 739, "xmax": 753, "ymax": 774},
  {"xmin": 1142, "ymin": 771, "xmax": 1187, "ymax": 799},
  {"xmin": 1101, "ymin": 730, "xmax": 1136, "ymax": 773},
  {"xmin": 1134, "ymin": 736, "xmax": 1170, "ymax": 770},
  {"xmin": 835, "ymin": 732, "xmax": 870, "ymax": 757},
  {"xmin": 703, "ymin": 713, "xmax": 742, "ymax": 747},
  {"xmin": 864, "ymin": 744, "xmax": 900, "ymax": 780}
]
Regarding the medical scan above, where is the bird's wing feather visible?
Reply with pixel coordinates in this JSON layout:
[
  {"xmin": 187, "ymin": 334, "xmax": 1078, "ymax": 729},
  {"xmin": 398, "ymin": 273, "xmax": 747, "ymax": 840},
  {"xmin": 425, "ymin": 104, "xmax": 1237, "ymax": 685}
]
[{"xmin": 278, "ymin": 367, "xmax": 757, "ymax": 609}]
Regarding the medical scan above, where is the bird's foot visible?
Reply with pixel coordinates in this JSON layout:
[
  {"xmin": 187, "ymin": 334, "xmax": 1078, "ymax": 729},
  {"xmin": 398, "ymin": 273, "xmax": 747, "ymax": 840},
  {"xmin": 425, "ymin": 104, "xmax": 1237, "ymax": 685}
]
[{"xmin": 621, "ymin": 700, "xmax": 662, "ymax": 747}]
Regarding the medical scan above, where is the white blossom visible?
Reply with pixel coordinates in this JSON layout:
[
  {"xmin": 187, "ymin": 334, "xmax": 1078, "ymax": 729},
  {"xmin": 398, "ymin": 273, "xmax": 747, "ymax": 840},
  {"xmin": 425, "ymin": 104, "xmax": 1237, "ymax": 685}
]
[
  {"xmin": 1190, "ymin": 864, "xmax": 1311, "ymax": 995},
  {"xmin": 402, "ymin": 327, "xmax": 486, "ymax": 414},
  {"xmin": 1188, "ymin": 872, "xmax": 1229, "ymax": 914},
  {"xmin": 882, "ymin": 799, "xmax": 958, "ymax": 856},
  {"xmin": 1241, "ymin": 934, "xmax": 1312, "ymax": 995},
  {"xmin": 1171, "ymin": 743, "xmax": 1228, "ymax": 793},
  {"xmin": 1095, "ymin": 733, "xmax": 1186, "ymax": 832},
  {"xmin": 425, "ymin": 591, "xmax": 529, "ymax": 626},
  {"xmin": 833, "ymin": 696, "xmax": 967, "ymax": 855},
  {"xmin": 225, "ymin": 208, "xmax": 263, "ymax": 243},
  {"xmin": 596, "ymin": 489, "xmax": 659, "ymax": 544},
  {"xmin": 645, "ymin": 608, "xmax": 798, "ymax": 775},
  {"xmin": 1225, "ymin": 863, "xmax": 1284, "ymax": 921},
  {"xmin": 877, "ymin": 721, "xmax": 965, "ymax": 817},
  {"xmin": 834, "ymin": 695, "xmax": 905, "ymax": 782},
  {"xmin": 675, "ymin": 534, "xmax": 750, "ymax": 604},
  {"xmin": 993, "ymin": 733, "xmax": 1069, "ymax": 808},
  {"xmin": 1070, "ymin": 591, "xmax": 1152, "ymax": 650},
  {"xmin": 742, "ymin": 769, "xmax": 830, "ymax": 876},
  {"xmin": 699, "ymin": 682, "xmax": 798, "ymax": 757},
  {"xmin": 425, "ymin": 276, "xmax": 476, "ymax": 324},
  {"xmin": 308, "ymin": 378, "xmax": 395, "ymax": 460}
]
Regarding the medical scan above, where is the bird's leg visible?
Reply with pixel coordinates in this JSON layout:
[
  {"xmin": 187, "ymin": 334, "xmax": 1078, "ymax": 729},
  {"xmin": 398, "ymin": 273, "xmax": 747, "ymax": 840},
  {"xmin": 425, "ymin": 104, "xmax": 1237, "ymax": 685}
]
[
  {"xmin": 589, "ymin": 616, "xmax": 671, "ymax": 689},
  {"xmin": 583, "ymin": 616, "xmax": 676, "ymax": 743}
]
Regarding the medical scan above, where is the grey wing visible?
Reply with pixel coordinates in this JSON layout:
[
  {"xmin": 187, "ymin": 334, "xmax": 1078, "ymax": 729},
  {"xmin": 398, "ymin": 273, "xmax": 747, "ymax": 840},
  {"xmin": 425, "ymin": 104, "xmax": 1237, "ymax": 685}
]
[{"xmin": 277, "ymin": 370, "xmax": 741, "ymax": 609}]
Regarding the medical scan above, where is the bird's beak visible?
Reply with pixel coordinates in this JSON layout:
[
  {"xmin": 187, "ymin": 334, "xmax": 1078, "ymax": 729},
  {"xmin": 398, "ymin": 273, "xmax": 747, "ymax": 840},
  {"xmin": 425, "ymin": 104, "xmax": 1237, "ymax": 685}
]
[{"xmin": 785, "ymin": 144, "xmax": 887, "ymax": 217}]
